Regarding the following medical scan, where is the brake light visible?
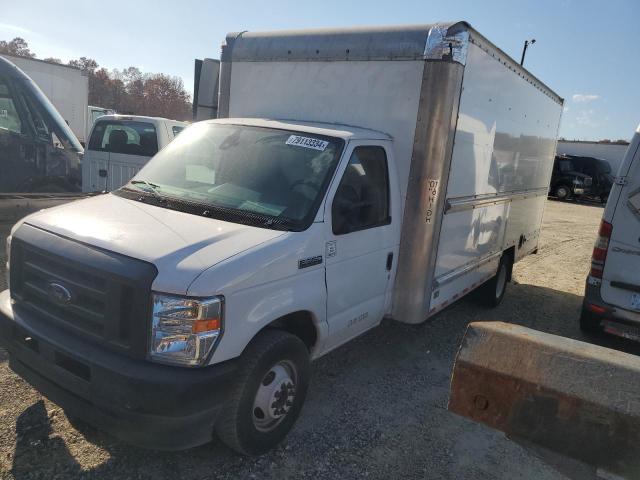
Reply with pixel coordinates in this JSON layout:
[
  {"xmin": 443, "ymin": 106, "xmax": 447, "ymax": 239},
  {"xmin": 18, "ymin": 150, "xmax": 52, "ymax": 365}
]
[{"xmin": 590, "ymin": 220, "xmax": 613, "ymax": 278}]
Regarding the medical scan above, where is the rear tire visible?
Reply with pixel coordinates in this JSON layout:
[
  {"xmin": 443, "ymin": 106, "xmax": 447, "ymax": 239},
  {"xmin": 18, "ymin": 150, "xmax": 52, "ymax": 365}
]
[
  {"xmin": 215, "ymin": 330, "xmax": 310, "ymax": 456},
  {"xmin": 579, "ymin": 305, "xmax": 604, "ymax": 334},
  {"xmin": 477, "ymin": 254, "xmax": 511, "ymax": 308},
  {"xmin": 554, "ymin": 184, "xmax": 571, "ymax": 200}
]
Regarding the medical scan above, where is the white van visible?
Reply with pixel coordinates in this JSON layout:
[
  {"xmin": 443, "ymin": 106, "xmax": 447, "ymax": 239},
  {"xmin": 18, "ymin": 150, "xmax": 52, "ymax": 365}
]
[
  {"xmin": 82, "ymin": 115, "xmax": 187, "ymax": 192},
  {"xmin": 0, "ymin": 23, "xmax": 562, "ymax": 455},
  {"xmin": 581, "ymin": 125, "xmax": 640, "ymax": 338}
]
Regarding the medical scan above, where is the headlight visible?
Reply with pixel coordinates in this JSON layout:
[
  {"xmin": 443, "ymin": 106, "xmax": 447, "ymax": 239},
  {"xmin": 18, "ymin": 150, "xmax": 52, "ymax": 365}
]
[
  {"xmin": 5, "ymin": 235, "xmax": 11, "ymax": 289},
  {"xmin": 573, "ymin": 178, "xmax": 584, "ymax": 185},
  {"xmin": 149, "ymin": 293, "xmax": 224, "ymax": 367}
]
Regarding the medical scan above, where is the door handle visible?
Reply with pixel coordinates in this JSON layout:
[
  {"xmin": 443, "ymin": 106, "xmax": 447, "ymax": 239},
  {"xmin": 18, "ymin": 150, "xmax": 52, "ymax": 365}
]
[{"xmin": 386, "ymin": 252, "xmax": 394, "ymax": 271}]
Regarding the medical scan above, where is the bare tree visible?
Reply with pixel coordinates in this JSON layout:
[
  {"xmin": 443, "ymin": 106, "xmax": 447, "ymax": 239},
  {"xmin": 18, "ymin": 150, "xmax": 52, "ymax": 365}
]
[
  {"xmin": 1, "ymin": 38, "xmax": 192, "ymax": 120},
  {"xmin": 0, "ymin": 37, "xmax": 35, "ymax": 58},
  {"xmin": 68, "ymin": 57, "xmax": 98, "ymax": 74}
]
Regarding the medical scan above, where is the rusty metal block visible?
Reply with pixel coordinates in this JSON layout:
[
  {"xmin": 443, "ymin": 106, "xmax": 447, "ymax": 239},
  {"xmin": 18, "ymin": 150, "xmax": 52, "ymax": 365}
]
[{"xmin": 449, "ymin": 322, "xmax": 640, "ymax": 478}]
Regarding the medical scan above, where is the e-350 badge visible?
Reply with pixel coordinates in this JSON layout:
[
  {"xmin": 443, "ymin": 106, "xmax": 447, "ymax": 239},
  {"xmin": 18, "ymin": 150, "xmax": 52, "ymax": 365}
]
[{"xmin": 298, "ymin": 256, "xmax": 323, "ymax": 269}]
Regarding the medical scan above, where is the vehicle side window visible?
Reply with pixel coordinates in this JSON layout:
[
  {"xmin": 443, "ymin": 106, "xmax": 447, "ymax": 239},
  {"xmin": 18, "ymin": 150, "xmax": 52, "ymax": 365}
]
[
  {"xmin": 17, "ymin": 87, "xmax": 50, "ymax": 140},
  {"xmin": 559, "ymin": 159, "xmax": 574, "ymax": 172},
  {"xmin": 0, "ymin": 76, "xmax": 23, "ymax": 134},
  {"xmin": 172, "ymin": 125, "xmax": 184, "ymax": 137},
  {"xmin": 88, "ymin": 120, "xmax": 158, "ymax": 156},
  {"xmin": 332, "ymin": 146, "xmax": 390, "ymax": 235}
]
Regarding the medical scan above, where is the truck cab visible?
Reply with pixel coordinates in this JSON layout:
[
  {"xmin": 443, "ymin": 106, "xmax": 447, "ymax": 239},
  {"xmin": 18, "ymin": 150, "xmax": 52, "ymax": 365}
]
[
  {"xmin": 1, "ymin": 118, "xmax": 400, "ymax": 452},
  {"xmin": 0, "ymin": 56, "xmax": 84, "ymax": 222},
  {"xmin": 82, "ymin": 114, "xmax": 187, "ymax": 192},
  {"xmin": 566, "ymin": 155, "xmax": 614, "ymax": 203},
  {"xmin": 550, "ymin": 155, "xmax": 593, "ymax": 200}
]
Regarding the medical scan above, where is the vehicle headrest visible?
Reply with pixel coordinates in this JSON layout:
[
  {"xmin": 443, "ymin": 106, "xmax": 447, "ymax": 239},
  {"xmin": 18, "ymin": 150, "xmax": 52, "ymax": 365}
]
[{"xmin": 108, "ymin": 129, "xmax": 128, "ymax": 147}]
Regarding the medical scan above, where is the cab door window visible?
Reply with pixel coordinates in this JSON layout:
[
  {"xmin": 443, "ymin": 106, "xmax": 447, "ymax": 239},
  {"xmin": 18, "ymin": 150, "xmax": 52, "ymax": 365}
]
[
  {"xmin": 332, "ymin": 146, "xmax": 390, "ymax": 235},
  {"xmin": 0, "ymin": 76, "xmax": 23, "ymax": 134},
  {"xmin": 17, "ymin": 87, "xmax": 50, "ymax": 140}
]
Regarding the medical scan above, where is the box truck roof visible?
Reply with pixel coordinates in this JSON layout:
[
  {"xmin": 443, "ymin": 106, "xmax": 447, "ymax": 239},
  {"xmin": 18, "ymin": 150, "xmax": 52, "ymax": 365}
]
[
  {"xmin": 210, "ymin": 118, "xmax": 392, "ymax": 141},
  {"xmin": 221, "ymin": 21, "xmax": 561, "ymax": 105}
]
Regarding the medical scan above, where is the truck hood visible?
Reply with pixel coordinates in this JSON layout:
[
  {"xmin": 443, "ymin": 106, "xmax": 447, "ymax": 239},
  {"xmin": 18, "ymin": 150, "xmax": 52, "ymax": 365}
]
[{"xmin": 21, "ymin": 194, "xmax": 285, "ymax": 294}]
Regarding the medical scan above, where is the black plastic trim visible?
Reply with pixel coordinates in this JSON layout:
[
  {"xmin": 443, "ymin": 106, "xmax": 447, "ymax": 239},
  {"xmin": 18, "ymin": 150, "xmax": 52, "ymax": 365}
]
[
  {"xmin": 11, "ymin": 224, "xmax": 158, "ymax": 358},
  {"xmin": 0, "ymin": 301, "xmax": 239, "ymax": 450}
]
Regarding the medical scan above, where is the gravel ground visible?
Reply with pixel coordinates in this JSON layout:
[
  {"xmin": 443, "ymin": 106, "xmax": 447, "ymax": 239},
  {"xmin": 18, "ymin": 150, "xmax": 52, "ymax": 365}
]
[{"xmin": 1, "ymin": 200, "xmax": 637, "ymax": 480}]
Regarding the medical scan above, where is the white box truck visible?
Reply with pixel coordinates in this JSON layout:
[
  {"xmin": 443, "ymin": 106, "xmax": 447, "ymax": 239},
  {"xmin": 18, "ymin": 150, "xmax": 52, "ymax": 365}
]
[
  {"xmin": 0, "ymin": 23, "xmax": 563, "ymax": 454},
  {"xmin": 0, "ymin": 54, "xmax": 90, "ymax": 144}
]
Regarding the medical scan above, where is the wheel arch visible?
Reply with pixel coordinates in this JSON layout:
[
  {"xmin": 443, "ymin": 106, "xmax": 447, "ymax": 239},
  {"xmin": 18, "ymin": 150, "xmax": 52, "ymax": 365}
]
[
  {"xmin": 502, "ymin": 246, "xmax": 515, "ymax": 281},
  {"xmin": 262, "ymin": 310, "xmax": 320, "ymax": 354}
]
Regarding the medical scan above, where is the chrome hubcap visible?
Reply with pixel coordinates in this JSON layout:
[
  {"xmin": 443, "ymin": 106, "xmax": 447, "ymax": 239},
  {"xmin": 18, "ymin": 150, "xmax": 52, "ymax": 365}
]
[{"xmin": 252, "ymin": 361, "xmax": 296, "ymax": 432}]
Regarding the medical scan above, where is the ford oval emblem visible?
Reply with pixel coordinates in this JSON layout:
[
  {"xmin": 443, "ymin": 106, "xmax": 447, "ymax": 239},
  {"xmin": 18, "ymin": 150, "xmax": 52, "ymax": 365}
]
[{"xmin": 47, "ymin": 282, "xmax": 73, "ymax": 305}]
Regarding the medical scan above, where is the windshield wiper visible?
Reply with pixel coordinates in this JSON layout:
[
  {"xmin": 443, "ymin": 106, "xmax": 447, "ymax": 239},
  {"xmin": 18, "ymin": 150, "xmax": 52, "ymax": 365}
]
[{"xmin": 129, "ymin": 180, "xmax": 165, "ymax": 201}]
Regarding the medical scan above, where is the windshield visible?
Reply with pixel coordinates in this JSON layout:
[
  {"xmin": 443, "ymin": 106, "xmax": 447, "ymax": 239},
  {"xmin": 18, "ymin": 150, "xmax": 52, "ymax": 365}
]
[{"xmin": 117, "ymin": 122, "xmax": 344, "ymax": 230}]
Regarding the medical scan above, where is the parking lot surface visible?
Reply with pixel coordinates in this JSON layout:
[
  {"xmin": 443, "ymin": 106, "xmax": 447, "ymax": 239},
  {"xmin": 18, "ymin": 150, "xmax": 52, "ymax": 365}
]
[{"xmin": 0, "ymin": 200, "xmax": 635, "ymax": 480}]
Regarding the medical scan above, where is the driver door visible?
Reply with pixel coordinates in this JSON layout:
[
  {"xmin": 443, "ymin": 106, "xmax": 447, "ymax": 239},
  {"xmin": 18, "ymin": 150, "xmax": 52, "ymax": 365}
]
[{"xmin": 323, "ymin": 141, "xmax": 399, "ymax": 351}]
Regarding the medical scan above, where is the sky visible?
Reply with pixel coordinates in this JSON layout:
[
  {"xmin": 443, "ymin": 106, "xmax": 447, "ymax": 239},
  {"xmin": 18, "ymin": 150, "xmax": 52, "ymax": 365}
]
[{"xmin": 1, "ymin": 0, "xmax": 638, "ymax": 141}]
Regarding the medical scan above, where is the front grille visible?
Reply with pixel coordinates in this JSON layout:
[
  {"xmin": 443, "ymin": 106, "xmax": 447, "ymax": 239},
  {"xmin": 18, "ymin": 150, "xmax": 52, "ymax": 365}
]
[
  {"xmin": 10, "ymin": 225, "xmax": 157, "ymax": 358},
  {"xmin": 584, "ymin": 177, "xmax": 593, "ymax": 187}
]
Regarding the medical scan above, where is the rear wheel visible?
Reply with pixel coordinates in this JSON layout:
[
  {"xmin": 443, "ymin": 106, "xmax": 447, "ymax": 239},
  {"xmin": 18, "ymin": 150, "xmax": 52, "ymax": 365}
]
[
  {"xmin": 215, "ymin": 330, "xmax": 310, "ymax": 456},
  {"xmin": 579, "ymin": 305, "xmax": 604, "ymax": 334},
  {"xmin": 477, "ymin": 254, "xmax": 511, "ymax": 308},
  {"xmin": 554, "ymin": 184, "xmax": 571, "ymax": 200}
]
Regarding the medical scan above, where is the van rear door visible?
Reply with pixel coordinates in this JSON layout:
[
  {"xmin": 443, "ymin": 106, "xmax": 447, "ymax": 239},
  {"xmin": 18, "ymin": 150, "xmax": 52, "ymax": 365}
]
[
  {"xmin": 84, "ymin": 119, "xmax": 159, "ymax": 192},
  {"xmin": 600, "ymin": 134, "xmax": 640, "ymax": 311}
]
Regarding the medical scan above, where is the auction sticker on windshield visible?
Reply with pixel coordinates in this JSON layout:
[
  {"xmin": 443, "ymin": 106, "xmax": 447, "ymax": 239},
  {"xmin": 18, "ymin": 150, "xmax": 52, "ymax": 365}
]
[{"xmin": 286, "ymin": 135, "xmax": 329, "ymax": 151}]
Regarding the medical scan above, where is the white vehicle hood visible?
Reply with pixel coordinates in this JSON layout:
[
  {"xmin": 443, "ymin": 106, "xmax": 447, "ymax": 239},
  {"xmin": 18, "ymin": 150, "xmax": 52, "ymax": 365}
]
[{"xmin": 21, "ymin": 194, "xmax": 285, "ymax": 294}]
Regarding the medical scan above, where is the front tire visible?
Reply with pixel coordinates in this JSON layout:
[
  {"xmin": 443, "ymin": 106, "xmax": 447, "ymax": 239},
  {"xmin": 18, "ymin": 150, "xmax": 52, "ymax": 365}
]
[
  {"xmin": 477, "ymin": 254, "xmax": 511, "ymax": 308},
  {"xmin": 215, "ymin": 330, "xmax": 310, "ymax": 456},
  {"xmin": 554, "ymin": 184, "xmax": 571, "ymax": 200}
]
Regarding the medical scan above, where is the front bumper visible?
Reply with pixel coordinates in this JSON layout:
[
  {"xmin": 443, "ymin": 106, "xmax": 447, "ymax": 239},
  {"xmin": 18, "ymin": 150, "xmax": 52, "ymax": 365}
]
[{"xmin": 0, "ymin": 290, "xmax": 238, "ymax": 450}]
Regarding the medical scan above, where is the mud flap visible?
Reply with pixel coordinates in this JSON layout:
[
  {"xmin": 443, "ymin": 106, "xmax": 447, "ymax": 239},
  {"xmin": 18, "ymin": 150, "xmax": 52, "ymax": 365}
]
[{"xmin": 449, "ymin": 322, "xmax": 640, "ymax": 478}]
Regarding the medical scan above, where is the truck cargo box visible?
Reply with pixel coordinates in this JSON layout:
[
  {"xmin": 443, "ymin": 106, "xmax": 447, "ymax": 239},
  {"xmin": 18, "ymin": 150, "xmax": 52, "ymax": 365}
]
[{"xmin": 216, "ymin": 22, "xmax": 563, "ymax": 323}]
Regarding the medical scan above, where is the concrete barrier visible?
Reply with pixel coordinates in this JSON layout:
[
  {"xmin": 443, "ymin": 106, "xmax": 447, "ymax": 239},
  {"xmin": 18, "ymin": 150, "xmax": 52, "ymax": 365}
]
[{"xmin": 449, "ymin": 322, "xmax": 640, "ymax": 478}]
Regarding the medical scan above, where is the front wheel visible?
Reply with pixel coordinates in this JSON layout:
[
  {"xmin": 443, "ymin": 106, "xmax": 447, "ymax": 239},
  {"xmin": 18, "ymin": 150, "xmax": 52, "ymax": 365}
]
[
  {"xmin": 476, "ymin": 255, "xmax": 511, "ymax": 308},
  {"xmin": 215, "ymin": 330, "xmax": 310, "ymax": 455},
  {"xmin": 554, "ymin": 184, "xmax": 571, "ymax": 200}
]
